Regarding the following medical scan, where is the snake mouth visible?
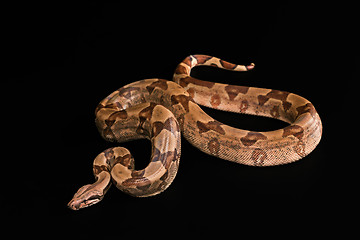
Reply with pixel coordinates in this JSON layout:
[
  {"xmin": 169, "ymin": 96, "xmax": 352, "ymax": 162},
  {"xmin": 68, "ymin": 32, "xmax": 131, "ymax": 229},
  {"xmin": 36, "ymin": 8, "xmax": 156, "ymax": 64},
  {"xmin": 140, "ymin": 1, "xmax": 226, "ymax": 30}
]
[{"xmin": 68, "ymin": 197, "xmax": 102, "ymax": 210}]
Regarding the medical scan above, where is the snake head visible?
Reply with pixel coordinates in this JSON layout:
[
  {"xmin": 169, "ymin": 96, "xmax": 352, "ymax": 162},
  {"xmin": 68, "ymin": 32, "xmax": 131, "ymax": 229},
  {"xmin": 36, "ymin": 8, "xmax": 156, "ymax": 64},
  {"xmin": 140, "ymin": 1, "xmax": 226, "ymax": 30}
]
[{"xmin": 68, "ymin": 184, "xmax": 104, "ymax": 210}]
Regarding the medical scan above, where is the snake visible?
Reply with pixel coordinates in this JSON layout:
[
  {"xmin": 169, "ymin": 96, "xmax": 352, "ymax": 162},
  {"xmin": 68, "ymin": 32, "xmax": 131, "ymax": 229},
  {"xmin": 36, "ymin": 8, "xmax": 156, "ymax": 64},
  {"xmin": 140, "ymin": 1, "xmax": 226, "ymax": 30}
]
[{"xmin": 68, "ymin": 55, "xmax": 322, "ymax": 210}]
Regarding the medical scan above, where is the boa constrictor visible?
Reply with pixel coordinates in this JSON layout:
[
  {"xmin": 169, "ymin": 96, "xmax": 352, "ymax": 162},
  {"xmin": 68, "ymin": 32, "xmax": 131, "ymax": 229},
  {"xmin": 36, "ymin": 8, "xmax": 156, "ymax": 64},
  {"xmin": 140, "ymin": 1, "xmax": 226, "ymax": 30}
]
[{"xmin": 68, "ymin": 55, "xmax": 322, "ymax": 210}]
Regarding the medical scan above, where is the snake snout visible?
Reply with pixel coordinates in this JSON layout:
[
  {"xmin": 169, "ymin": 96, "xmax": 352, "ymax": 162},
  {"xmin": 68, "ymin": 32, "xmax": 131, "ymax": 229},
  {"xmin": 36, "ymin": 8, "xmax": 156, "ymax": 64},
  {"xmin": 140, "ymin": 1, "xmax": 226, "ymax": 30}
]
[{"xmin": 67, "ymin": 199, "xmax": 81, "ymax": 210}]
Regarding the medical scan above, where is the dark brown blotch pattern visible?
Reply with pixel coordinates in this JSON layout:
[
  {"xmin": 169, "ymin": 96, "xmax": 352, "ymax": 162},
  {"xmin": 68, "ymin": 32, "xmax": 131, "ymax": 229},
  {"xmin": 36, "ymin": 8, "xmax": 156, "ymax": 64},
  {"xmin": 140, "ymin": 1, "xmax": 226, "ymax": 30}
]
[
  {"xmin": 136, "ymin": 102, "xmax": 157, "ymax": 136},
  {"xmin": 114, "ymin": 154, "xmax": 133, "ymax": 169},
  {"xmin": 296, "ymin": 103, "xmax": 316, "ymax": 119},
  {"xmin": 95, "ymin": 102, "xmax": 123, "ymax": 115},
  {"xmin": 220, "ymin": 59, "xmax": 237, "ymax": 69},
  {"xmin": 179, "ymin": 76, "xmax": 216, "ymax": 89},
  {"xmin": 103, "ymin": 110, "xmax": 128, "ymax": 137},
  {"xmin": 104, "ymin": 148, "xmax": 115, "ymax": 160},
  {"xmin": 152, "ymin": 117, "xmax": 180, "ymax": 138},
  {"xmin": 192, "ymin": 55, "xmax": 212, "ymax": 65},
  {"xmin": 102, "ymin": 110, "xmax": 128, "ymax": 138},
  {"xmin": 183, "ymin": 56, "xmax": 193, "ymax": 66},
  {"xmin": 93, "ymin": 165, "xmax": 108, "ymax": 175},
  {"xmin": 270, "ymin": 105, "xmax": 280, "ymax": 118},
  {"xmin": 108, "ymin": 110, "xmax": 128, "ymax": 121},
  {"xmin": 258, "ymin": 90, "xmax": 292, "ymax": 111},
  {"xmin": 174, "ymin": 64, "xmax": 188, "ymax": 75},
  {"xmin": 131, "ymin": 169, "xmax": 145, "ymax": 178},
  {"xmin": 282, "ymin": 125, "xmax": 304, "ymax": 140},
  {"xmin": 197, "ymin": 120, "xmax": 225, "ymax": 135},
  {"xmin": 171, "ymin": 94, "xmax": 193, "ymax": 112},
  {"xmin": 225, "ymin": 85, "xmax": 249, "ymax": 101},
  {"xmin": 146, "ymin": 79, "xmax": 169, "ymax": 94},
  {"xmin": 151, "ymin": 147, "xmax": 178, "ymax": 169},
  {"xmin": 240, "ymin": 132, "xmax": 267, "ymax": 146}
]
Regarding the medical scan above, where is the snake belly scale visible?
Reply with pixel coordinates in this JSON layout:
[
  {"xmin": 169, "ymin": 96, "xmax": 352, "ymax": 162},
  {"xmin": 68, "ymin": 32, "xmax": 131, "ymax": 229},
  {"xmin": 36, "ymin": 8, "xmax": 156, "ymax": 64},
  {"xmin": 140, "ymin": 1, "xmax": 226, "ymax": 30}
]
[{"xmin": 68, "ymin": 55, "xmax": 322, "ymax": 210}]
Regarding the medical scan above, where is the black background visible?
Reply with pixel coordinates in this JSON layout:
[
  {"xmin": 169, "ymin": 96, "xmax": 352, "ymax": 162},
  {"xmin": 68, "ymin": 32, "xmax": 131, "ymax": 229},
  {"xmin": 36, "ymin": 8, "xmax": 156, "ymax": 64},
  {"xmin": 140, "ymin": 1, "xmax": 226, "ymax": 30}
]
[{"xmin": 4, "ymin": 0, "xmax": 355, "ymax": 237}]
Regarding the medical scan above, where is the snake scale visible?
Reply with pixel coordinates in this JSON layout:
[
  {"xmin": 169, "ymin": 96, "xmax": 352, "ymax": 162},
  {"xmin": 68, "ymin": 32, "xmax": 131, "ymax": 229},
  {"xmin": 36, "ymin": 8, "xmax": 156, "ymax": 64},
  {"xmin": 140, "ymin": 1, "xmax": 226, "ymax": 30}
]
[{"xmin": 68, "ymin": 55, "xmax": 322, "ymax": 210}]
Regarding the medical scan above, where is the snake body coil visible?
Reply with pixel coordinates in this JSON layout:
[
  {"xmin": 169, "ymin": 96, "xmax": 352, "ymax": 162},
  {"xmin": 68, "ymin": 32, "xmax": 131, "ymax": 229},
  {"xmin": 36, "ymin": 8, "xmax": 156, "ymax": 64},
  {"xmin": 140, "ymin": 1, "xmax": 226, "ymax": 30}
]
[{"xmin": 68, "ymin": 55, "xmax": 322, "ymax": 210}]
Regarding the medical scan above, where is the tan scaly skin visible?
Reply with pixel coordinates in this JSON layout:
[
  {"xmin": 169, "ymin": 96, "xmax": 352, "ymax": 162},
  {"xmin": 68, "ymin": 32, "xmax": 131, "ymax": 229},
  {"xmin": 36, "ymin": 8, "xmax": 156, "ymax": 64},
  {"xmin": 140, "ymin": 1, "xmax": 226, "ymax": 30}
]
[{"xmin": 68, "ymin": 55, "xmax": 322, "ymax": 210}]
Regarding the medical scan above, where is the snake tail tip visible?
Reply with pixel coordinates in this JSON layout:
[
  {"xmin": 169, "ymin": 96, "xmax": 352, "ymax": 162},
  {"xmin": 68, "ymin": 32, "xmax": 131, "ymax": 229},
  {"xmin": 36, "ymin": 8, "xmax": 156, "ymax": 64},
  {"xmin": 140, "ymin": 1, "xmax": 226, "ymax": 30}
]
[{"xmin": 246, "ymin": 63, "xmax": 255, "ymax": 70}]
